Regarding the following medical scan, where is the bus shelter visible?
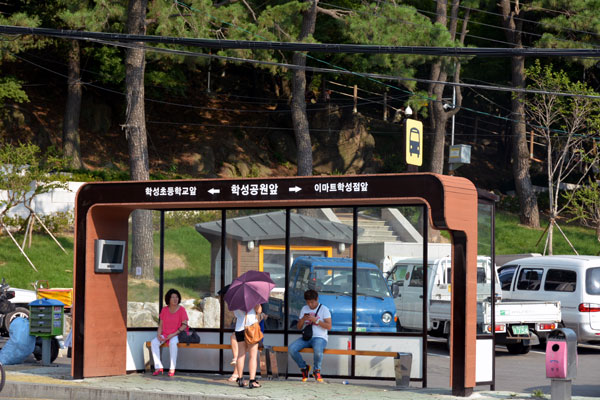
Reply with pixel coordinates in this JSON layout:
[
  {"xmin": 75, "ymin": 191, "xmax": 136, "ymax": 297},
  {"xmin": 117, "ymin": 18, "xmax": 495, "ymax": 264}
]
[{"xmin": 72, "ymin": 173, "xmax": 480, "ymax": 396}]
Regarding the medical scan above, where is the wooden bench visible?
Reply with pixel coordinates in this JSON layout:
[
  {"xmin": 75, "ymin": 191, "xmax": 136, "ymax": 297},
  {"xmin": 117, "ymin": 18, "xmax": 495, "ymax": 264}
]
[
  {"xmin": 268, "ymin": 346, "xmax": 411, "ymax": 387},
  {"xmin": 143, "ymin": 341, "xmax": 271, "ymax": 378},
  {"xmin": 143, "ymin": 342, "xmax": 411, "ymax": 387}
]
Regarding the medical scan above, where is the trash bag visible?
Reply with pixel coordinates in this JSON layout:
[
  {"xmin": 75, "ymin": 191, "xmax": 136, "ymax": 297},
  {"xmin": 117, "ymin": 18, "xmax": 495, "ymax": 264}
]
[{"xmin": 0, "ymin": 317, "xmax": 36, "ymax": 365}]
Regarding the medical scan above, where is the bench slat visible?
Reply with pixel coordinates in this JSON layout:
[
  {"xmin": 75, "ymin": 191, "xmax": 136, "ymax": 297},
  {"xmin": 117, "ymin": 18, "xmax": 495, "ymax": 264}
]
[
  {"xmin": 145, "ymin": 342, "xmax": 231, "ymax": 350},
  {"xmin": 145, "ymin": 342, "xmax": 395, "ymax": 357},
  {"xmin": 271, "ymin": 346, "xmax": 397, "ymax": 358}
]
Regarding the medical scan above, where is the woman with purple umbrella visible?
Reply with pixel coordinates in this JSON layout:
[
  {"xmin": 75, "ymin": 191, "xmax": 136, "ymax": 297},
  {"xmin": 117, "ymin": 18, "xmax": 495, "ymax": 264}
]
[
  {"xmin": 232, "ymin": 304, "xmax": 262, "ymax": 388},
  {"xmin": 225, "ymin": 270, "xmax": 275, "ymax": 389}
]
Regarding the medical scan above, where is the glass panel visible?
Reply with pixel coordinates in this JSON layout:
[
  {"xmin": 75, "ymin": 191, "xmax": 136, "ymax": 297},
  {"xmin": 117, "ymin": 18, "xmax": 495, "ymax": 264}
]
[
  {"xmin": 357, "ymin": 206, "xmax": 426, "ymax": 334},
  {"xmin": 288, "ymin": 208, "xmax": 351, "ymax": 332},
  {"xmin": 477, "ymin": 202, "xmax": 494, "ymax": 336},
  {"xmin": 224, "ymin": 209, "xmax": 285, "ymax": 331},
  {"xmin": 126, "ymin": 210, "xmax": 220, "ymax": 329},
  {"xmin": 167, "ymin": 210, "xmax": 220, "ymax": 329},
  {"xmin": 127, "ymin": 210, "xmax": 160, "ymax": 328}
]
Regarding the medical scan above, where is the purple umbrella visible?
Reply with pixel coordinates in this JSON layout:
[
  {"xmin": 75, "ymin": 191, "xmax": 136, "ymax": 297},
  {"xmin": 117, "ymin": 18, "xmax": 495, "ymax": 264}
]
[{"xmin": 224, "ymin": 270, "xmax": 276, "ymax": 312}]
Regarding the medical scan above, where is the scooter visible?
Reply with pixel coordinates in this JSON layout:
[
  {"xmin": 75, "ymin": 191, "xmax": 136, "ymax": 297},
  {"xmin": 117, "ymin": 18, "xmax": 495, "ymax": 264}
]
[
  {"xmin": 0, "ymin": 279, "xmax": 59, "ymax": 362},
  {"xmin": 0, "ymin": 279, "xmax": 30, "ymax": 336}
]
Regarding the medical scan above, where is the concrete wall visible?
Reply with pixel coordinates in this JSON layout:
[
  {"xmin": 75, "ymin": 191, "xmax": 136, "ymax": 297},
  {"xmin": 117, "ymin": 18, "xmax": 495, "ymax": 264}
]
[{"xmin": 1, "ymin": 181, "xmax": 85, "ymax": 218}]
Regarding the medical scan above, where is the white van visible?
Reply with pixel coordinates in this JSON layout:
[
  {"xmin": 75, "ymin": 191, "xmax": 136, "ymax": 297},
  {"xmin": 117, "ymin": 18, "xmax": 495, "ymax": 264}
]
[
  {"xmin": 387, "ymin": 256, "xmax": 562, "ymax": 354},
  {"xmin": 498, "ymin": 255, "xmax": 600, "ymax": 343}
]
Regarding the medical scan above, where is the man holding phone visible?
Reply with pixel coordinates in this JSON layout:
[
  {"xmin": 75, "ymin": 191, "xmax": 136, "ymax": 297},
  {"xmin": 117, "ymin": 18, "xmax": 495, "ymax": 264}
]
[{"xmin": 288, "ymin": 289, "xmax": 332, "ymax": 382}]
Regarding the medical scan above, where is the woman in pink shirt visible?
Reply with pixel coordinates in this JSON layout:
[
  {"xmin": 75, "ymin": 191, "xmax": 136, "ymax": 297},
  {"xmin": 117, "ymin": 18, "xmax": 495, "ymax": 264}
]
[{"xmin": 150, "ymin": 288, "xmax": 189, "ymax": 377}]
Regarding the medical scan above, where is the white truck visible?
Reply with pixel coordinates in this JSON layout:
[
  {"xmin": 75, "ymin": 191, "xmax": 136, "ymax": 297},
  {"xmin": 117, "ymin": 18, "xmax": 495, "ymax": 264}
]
[{"xmin": 386, "ymin": 256, "xmax": 562, "ymax": 354}]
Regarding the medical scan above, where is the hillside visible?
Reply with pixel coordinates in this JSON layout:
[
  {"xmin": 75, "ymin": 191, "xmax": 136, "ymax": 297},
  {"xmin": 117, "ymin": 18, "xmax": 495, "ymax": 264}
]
[{"xmin": 3, "ymin": 57, "xmax": 514, "ymax": 192}]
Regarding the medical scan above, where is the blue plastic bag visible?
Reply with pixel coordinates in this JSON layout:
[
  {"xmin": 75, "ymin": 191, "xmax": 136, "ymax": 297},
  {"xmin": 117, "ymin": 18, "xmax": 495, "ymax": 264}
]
[{"xmin": 0, "ymin": 317, "xmax": 36, "ymax": 365}]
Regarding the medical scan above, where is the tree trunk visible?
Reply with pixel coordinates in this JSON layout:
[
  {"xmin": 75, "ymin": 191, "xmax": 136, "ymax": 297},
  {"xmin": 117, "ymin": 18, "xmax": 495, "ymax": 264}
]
[
  {"xmin": 290, "ymin": 0, "xmax": 318, "ymax": 176},
  {"xmin": 63, "ymin": 40, "xmax": 84, "ymax": 170},
  {"xmin": 429, "ymin": 81, "xmax": 449, "ymax": 174},
  {"xmin": 546, "ymin": 143, "xmax": 554, "ymax": 255},
  {"xmin": 500, "ymin": 0, "xmax": 540, "ymax": 228},
  {"xmin": 428, "ymin": 0, "xmax": 463, "ymax": 175},
  {"xmin": 125, "ymin": 0, "xmax": 153, "ymax": 280},
  {"xmin": 547, "ymin": 221, "xmax": 554, "ymax": 255}
]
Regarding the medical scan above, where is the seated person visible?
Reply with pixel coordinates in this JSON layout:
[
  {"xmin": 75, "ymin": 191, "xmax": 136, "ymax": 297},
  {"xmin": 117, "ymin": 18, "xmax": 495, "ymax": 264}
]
[{"xmin": 150, "ymin": 288, "xmax": 188, "ymax": 377}]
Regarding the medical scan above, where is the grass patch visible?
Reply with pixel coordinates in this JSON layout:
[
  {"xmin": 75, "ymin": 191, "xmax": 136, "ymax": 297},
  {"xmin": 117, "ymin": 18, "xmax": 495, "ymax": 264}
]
[
  {"xmin": 0, "ymin": 233, "xmax": 74, "ymax": 290},
  {"xmin": 149, "ymin": 226, "xmax": 212, "ymax": 301},
  {"xmin": 496, "ymin": 211, "xmax": 599, "ymax": 256}
]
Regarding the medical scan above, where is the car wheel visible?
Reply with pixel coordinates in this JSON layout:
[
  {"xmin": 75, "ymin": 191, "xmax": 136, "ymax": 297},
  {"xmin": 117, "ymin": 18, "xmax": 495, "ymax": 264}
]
[
  {"xmin": 33, "ymin": 337, "xmax": 59, "ymax": 363},
  {"xmin": 5, "ymin": 307, "xmax": 30, "ymax": 332},
  {"xmin": 265, "ymin": 318, "xmax": 279, "ymax": 330},
  {"xmin": 506, "ymin": 342, "xmax": 531, "ymax": 355}
]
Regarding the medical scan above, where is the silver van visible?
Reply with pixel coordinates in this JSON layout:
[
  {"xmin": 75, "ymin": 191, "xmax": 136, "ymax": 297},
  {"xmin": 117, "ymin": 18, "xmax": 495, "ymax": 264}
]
[{"xmin": 498, "ymin": 255, "xmax": 600, "ymax": 343}]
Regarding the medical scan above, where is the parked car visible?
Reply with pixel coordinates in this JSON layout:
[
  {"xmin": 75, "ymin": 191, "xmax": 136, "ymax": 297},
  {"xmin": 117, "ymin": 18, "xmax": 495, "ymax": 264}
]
[
  {"xmin": 498, "ymin": 255, "xmax": 600, "ymax": 343},
  {"xmin": 387, "ymin": 256, "xmax": 562, "ymax": 354},
  {"xmin": 265, "ymin": 256, "xmax": 398, "ymax": 332}
]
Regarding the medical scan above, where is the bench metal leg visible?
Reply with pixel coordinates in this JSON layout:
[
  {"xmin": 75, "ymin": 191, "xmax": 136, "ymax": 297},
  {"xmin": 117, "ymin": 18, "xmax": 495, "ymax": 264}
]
[
  {"xmin": 394, "ymin": 352, "xmax": 412, "ymax": 388},
  {"xmin": 259, "ymin": 347, "xmax": 269, "ymax": 379},
  {"xmin": 273, "ymin": 351, "xmax": 288, "ymax": 379},
  {"xmin": 268, "ymin": 347, "xmax": 280, "ymax": 379},
  {"xmin": 144, "ymin": 346, "xmax": 153, "ymax": 373}
]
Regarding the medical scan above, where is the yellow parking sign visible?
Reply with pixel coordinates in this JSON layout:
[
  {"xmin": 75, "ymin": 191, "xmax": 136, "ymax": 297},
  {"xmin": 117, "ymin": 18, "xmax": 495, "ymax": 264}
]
[{"xmin": 405, "ymin": 119, "xmax": 423, "ymax": 166}]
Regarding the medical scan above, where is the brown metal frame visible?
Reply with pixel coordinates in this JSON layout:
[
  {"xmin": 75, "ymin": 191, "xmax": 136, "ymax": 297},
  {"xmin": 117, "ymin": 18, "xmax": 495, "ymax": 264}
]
[{"xmin": 71, "ymin": 173, "xmax": 477, "ymax": 396}]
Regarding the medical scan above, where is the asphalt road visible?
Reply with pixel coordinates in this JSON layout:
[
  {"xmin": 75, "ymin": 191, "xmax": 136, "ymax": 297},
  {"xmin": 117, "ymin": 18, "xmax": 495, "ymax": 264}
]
[{"xmin": 425, "ymin": 339, "xmax": 600, "ymax": 397}]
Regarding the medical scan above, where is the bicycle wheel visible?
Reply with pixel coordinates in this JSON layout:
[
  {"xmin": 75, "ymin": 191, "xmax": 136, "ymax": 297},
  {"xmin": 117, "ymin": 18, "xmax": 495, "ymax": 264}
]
[{"xmin": 0, "ymin": 362, "xmax": 5, "ymax": 392}]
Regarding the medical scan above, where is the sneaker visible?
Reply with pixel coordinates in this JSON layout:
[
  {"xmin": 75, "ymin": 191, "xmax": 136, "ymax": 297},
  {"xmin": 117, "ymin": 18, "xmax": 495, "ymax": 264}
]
[
  {"xmin": 301, "ymin": 365, "xmax": 311, "ymax": 382},
  {"xmin": 313, "ymin": 369, "xmax": 323, "ymax": 382}
]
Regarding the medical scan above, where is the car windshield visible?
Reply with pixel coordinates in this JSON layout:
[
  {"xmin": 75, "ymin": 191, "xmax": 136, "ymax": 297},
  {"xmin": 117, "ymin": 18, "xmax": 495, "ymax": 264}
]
[{"xmin": 314, "ymin": 267, "xmax": 390, "ymax": 298}]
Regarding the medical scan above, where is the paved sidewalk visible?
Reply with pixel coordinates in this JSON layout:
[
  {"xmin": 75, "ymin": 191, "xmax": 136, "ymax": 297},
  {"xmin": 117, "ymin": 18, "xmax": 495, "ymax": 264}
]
[{"xmin": 0, "ymin": 360, "xmax": 597, "ymax": 400}]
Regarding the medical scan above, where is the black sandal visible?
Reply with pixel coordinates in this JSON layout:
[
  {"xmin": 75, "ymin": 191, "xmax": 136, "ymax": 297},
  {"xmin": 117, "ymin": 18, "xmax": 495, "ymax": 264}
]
[
  {"xmin": 248, "ymin": 379, "xmax": 261, "ymax": 389},
  {"xmin": 237, "ymin": 377, "xmax": 245, "ymax": 387}
]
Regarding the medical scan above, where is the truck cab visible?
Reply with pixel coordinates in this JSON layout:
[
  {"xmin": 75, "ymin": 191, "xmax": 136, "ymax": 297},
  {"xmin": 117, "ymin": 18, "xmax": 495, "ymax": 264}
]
[
  {"xmin": 387, "ymin": 256, "xmax": 497, "ymax": 332},
  {"xmin": 283, "ymin": 256, "xmax": 398, "ymax": 332}
]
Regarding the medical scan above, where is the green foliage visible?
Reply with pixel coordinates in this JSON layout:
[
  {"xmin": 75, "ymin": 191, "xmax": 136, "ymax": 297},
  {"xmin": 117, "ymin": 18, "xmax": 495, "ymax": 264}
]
[
  {"xmin": 532, "ymin": 0, "xmax": 600, "ymax": 69},
  {"xmin": 153, "ymin": 210, "xmax": 221, "ymax": 230},
  {"xmin": 524, "ymin": 60, "xmax": 600, "ymax": 225},
  {"xmin": 37, "ymin": 211, "xmax": 74, "ymax": 234},
  {"xmin": 82, "ymin": 46, "xmax": 126, "ymax": 85},
  {"xmin": 0, "ymin": 77, "xmax": 29, "ymax": 106},
  {"xmin": 66, "ymin": 167, "xmax": 130, "ymax": 182},
  {"xmin": 564, "ymin": 177, "xmax": 600, "ymax": 243},
  {"xmin": 531, "ymin": 389, "xmax": 546, "ymax": 399},
  {"xmin": 0, "ymin": 142, "xmax": 69, "ymax": 221},
  {"xmin": 343, "ymin": 3, "xmax": 453, "ymax": 90}
]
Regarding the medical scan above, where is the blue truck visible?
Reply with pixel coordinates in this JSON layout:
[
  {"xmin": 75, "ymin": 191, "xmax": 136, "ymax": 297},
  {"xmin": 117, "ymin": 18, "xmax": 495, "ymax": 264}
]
[{"xmin": 265, "ymin": 256, "xmax": 397, "ymax": 332}]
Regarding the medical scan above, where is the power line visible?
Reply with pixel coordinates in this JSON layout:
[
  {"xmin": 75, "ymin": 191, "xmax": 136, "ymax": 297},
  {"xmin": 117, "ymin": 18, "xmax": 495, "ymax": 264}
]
[
  {"xmin": 12, "ymin": 33, "xmax": 599, "ymax": 138},
  {"xmin": 85, "ymin": 38, "xmax": 600, "ymax": 100},
  {"xmin": 4, "ymin": 24, "xmax": 600, "ymax": 57}
]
